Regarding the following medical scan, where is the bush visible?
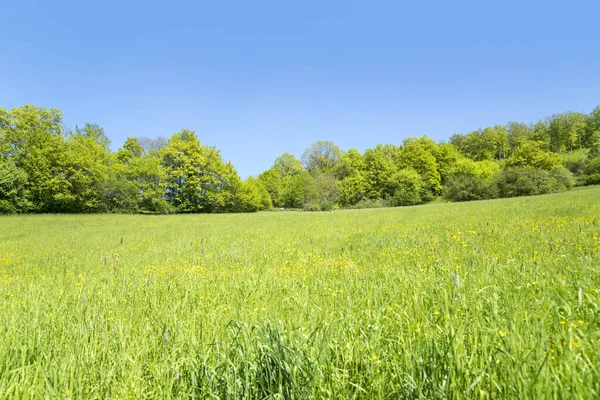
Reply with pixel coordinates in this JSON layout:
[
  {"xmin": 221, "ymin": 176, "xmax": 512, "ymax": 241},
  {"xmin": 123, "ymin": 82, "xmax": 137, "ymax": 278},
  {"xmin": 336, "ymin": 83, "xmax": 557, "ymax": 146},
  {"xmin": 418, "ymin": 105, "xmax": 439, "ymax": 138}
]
[
  {"xmin": 561, "ymin": 149, "xmax": 588, "ymax": 176},
  {"xmin": 442, "ymin": 174, "xmax": 497, "ymax": 202},
  {"xmin": 579, "ymin": 157, "xmax": 600, "ymax": 184},
  {"xmin": 584, "ymin": 173, "xmax": 600, "ymax": 185},
  {"xmin": 387, "ymin": 169, "xmax": 423, "ymax": 206},
  {"xmin": 319, "ymin": 202, "xmax": 336, "ymax": 211},
  {"xmin": 0, "ymin": 200, "xmax": 17, "ymax": 214},
  {"xmin": 345, "ymin": 198, "xmax": 391, "ymax": 209},
  {"xmin": 495, "ymin": 167, "xmax": 573, "ymax": 198},
  {"xmin": 548, "ymin": 166, "xmax": 575, "ymax": 191},
  {"xmin": 303, "ymin": 202, "xmax": 321, "ymax": 212}
]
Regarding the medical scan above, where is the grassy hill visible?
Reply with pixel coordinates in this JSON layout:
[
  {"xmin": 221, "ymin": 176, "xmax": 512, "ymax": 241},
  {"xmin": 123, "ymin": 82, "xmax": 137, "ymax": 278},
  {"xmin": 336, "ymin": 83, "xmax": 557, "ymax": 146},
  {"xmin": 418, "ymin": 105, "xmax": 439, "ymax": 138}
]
[{"xmin": 0, "ymin": 187, "xmax": 599, "ymax": 398}]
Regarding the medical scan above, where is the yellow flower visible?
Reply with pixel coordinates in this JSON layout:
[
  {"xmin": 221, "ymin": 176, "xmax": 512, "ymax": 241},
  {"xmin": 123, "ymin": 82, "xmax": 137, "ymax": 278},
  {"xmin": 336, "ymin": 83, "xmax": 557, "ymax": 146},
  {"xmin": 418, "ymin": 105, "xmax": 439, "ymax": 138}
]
[
  {"xmin": 498, "ymin": 330, "xmax": 506, "ymax": 337},
  {"xmin": 560, "ymin": 320, "xmax": 566, "ymax": 325}
]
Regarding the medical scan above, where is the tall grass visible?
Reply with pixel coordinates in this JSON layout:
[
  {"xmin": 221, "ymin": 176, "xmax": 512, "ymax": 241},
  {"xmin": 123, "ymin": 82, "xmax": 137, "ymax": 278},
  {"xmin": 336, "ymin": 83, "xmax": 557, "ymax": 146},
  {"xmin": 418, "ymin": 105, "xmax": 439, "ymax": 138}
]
[{"xmin": 0, "ymin": 186, "xmax": 599, "ymax": 398}]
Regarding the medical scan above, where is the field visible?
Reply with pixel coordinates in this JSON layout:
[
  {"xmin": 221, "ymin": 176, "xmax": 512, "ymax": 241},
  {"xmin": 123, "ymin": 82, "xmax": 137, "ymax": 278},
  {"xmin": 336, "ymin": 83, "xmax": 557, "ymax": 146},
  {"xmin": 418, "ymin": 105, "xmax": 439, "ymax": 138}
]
[{"xmin": 1, "ymin": 187, "xmax": 599, "ymax": 399}]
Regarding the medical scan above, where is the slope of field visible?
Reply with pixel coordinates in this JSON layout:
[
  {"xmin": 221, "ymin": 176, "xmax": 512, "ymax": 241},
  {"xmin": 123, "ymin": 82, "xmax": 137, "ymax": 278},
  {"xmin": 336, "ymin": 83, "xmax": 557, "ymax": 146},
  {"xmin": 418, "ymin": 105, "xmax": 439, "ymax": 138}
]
[{"xmin": 1, "ymin": 187, "xmax": 599, "ymax": 398}]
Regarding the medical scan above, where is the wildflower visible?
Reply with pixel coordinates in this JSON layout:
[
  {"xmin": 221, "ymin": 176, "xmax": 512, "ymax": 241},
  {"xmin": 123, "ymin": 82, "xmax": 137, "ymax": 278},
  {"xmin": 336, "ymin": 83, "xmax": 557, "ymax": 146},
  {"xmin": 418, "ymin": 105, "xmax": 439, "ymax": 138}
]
[{"xmin": 498, "ymin": 330, "xmax": 506, "ymax": 337}]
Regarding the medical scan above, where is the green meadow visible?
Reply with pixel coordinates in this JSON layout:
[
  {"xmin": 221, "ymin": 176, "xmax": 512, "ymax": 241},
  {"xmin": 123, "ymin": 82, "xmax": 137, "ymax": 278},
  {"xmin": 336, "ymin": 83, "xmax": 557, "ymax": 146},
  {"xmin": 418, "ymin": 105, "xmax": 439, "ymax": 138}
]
[{"xmin": 1, "ymin": 186, "xmax": 599, "ymax": 399}]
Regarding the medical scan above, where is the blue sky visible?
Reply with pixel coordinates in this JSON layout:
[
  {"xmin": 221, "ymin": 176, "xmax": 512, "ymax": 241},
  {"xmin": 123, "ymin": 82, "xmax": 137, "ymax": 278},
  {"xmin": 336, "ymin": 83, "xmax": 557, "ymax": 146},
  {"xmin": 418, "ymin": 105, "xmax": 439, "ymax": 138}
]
[{"xmin": 2, "ymin": 0, "xmax": 599, "ymax": 178}]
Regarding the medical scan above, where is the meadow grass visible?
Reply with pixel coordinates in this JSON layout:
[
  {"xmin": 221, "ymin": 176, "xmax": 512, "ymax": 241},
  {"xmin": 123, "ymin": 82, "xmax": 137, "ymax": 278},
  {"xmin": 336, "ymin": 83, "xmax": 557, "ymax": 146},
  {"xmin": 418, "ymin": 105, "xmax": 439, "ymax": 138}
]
[{"xmin": 0, "ymin": 186, "xmax": 599, "ymax": 399}]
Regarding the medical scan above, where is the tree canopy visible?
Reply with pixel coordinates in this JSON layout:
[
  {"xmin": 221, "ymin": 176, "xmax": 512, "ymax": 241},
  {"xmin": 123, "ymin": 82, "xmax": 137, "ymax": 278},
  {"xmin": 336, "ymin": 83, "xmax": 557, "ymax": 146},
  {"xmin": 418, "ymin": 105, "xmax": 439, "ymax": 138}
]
[{"xmin": 1, "ymin": 104, "xmax": 599, "ymax": 213}]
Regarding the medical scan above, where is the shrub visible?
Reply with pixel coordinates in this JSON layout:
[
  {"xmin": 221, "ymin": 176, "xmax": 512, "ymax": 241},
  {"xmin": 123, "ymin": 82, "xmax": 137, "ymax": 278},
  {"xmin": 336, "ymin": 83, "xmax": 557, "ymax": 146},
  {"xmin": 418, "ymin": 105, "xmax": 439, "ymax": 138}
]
[
  {"xmin": 319, "ymin": 202, "xmax": 336, "ymax": 211},
  {"xmin": 494, "ymin": 167, "xmax": 573, "ymax": 198},
  {"xmin": 443, "ymin": 174, "xmax": 497, "ymax": 202},
  {"xmin": 561, "ymin": 149, "xmax": 588, "ymax": 176},
  {"xmin": 584, "ymin": 173, "xmax": 600, "ymax": 185},
  {"xmin": 579, "ymin": 156, "xmax": 600, "ymax": 184},
  {"xmin": 547, "ymin": 166, "xmax": 575, "ymax": 192},
  {"xmin": 387, "ymin": 169, "xmax": 423, "ymax": 206},
  {"xmin": 0, "ymin": 200, "xmax": 17, "ymax": 214},
  {"xmin": 303, "ymin": 203, "xmax": 321, "ymax": 212},
  {"xmin": 345, "ymin": 198, "xmax": 391, "ymax": 209}
]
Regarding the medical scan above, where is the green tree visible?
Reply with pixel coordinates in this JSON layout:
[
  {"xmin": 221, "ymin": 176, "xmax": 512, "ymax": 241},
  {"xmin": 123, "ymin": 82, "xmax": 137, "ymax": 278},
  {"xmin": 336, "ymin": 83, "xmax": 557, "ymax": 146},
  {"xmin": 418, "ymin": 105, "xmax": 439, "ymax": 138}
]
[
  {"xmin": 305, "ymin": 172, "xmax": 339, "ymax": 210},
  {"xmin": 55, "ymin": 124, "xmax": 111, "ymax": 212},
  {"xmin": 232, "ymin": 177, "xmax": 272, "ymax": 212},
  {"xmin": 301, "ymin": 141, "xmax": 341, "ymax": 174},
  {"xmin": 281, "ymin": 170, "xmax": 312, "ymax": 208},
  {"xmin": 111, "ymin": 137, "xmax": 171, "ymax": 213},
  {"xmin": 395, "ymin": 137, "xmax": 442, "ymax": 196},
  {"xmin": 338, "ymin": 172, "xmax": 368, "ymax": 206},
  {"xmin": 334, "ymin": 149, "xmax": 366, "ymax": 179},
  {"xmin": 258, "ymin": 168, "xmax": 284, "ymax": 207},
  {"xmin": 273, "ymin": 153, "xmax": 303, "ymax": 177},
  {"xmin": 506, "ymin": 122, "xmax": 531, "ymax": 151},
  {"xmin": 363, "ymin": 144, "xmax": 397, "ymax": 199},
  {"xmin": 587, "ymin": 131, "xmax": 600, "ymax": 158},
  {"xmin": 0, "ymin": 105, "xmax": 68, "ymax": 212},
  {"xmin": 336, "ymin": 149, "xmax": 368, "ymax": 206},
  {"xmin": 547, "ymin": 112, "xmax": 587, "ymax": 152},
  {"xmin": 0, "ymin": 159, "xmax": 29, "ymax": 213},
  {"xmin": 161, "ymin": 130, "xmax": 239, "ymax": 212},
  {"xmin": 387, "ymin": 168, "xmax": 423, "ymax": 206},
  {"xmin": 506, "ymin": 140, "xmax": 562, "ymax": 170}
]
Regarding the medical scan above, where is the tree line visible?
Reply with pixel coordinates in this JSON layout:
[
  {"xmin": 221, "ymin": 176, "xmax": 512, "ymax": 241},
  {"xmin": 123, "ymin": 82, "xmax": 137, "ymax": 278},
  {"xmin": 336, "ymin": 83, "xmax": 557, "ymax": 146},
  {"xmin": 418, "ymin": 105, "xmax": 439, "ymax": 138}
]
[{"xmin": 1, "ymin": 104, "xmax": 599, "ymax": 214}]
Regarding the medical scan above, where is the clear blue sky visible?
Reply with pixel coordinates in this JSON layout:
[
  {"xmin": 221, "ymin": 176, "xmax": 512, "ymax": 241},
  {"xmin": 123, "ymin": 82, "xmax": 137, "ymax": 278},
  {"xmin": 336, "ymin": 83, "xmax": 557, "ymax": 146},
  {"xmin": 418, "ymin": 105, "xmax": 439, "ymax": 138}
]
[{"xmin": 2, "ymin": 0, "xmax": 599, "ymax": 178}]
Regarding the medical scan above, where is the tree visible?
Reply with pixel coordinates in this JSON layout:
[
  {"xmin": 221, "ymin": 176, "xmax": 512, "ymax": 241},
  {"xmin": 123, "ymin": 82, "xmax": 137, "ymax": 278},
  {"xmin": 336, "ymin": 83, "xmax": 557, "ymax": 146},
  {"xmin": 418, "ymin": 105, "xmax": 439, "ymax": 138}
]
[
  {"xmin": 433, "ymin": 143, "xmax": 461, "ymax": 184},
  {"xmin": 395, "ymin": 137, "xmax": 442, "ymax": 196},
  {"xmin": 233, "ymin": 177, "xmax": 272, "ymax": 212},
  {"xmin": 443, "ymin": 158, "xmax": 499, "ymax": 202},
  {"xmin": 273, "ymin": 153, "xmax": 303, "ymax": 177},
  {"xmin": 281, "ymin": 170, "xmax": 312, "ymax": 208},
  {"xmin": 387, "ymin": 168, "xmax": 423, "ymax": 206},
  {"xmin": 305, "ymin": 172, "xmax": 339, "ymax": 210},
  {"xmin": 451, "ymin": 158, "xmax": 500, "ymax": 179},
  {"xmin": 506, "ymin": 122, "xmax": 531, "ymax": 151},
  {"xmin": 547, "ymin": 112, "xmax": 587, "ymax": 152},
  {"xmin": 259, "ymin": 153, "xmax": 304, "ymax": 208},
  {"xmin": 505, "ymin": 140, "xmax": 562, "ymax": 170},
  {"xmin": 0, "ymin": 105, "xmax": 68, "ymax": 212},
  {"xmin": 585, "ymin": 106, "xmax": 600, "ymax": 148},
  {"xmin": 57, "ymin": 124, "xmax": 111, "ymax": 212},
  {"xmin": 0, "ymin": 159, "xmax": 29, "ymax": 213},
  {"xmin": 338, "ymin": 172, "xmax": 368, "ymax": 206},
  {"xmin": 588, "ymin": 131, "xmax": 600, "ymax": 158},
  {"xmin": 363, "ymin": 144, "xmax": 397, "ymax": 199},
  {"xmin": 139, "ymin": 136, "xmax": 168, "ymax": 154},
  {"xmin": 112, "ymin": 138, "xmax": 171, "ymax": 213},
  {"xmin": 258, "ymin": 168, "xmax": 284, "ymax": 207},
  {"xmin": 161, "ymin": 130, "xmax": 240, "ymax": 212},
  {"xmin": 301, "ymin": 141, "xmax": 341, "ymax": 174},
  {"xmin": 117, "ymin": 137, "xmax": 144, "ymax": 161}
]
